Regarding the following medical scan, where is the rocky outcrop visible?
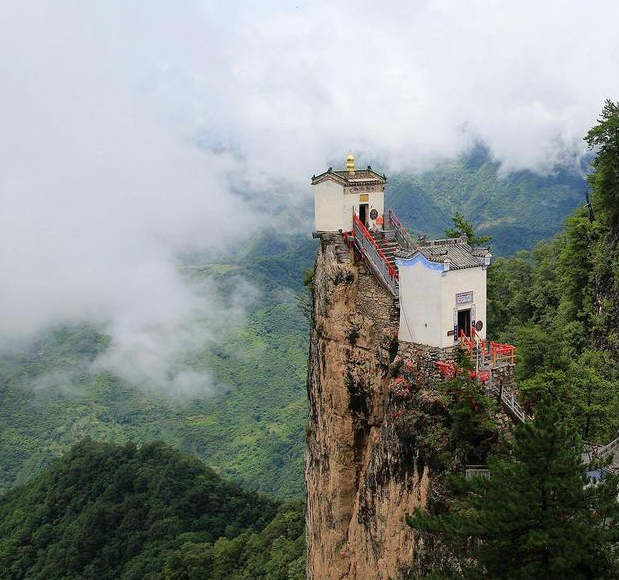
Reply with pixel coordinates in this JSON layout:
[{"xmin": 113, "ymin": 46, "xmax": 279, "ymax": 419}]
[{"xmin": 305, "ymin": 234, "xmax": 433, "ymax": 580}]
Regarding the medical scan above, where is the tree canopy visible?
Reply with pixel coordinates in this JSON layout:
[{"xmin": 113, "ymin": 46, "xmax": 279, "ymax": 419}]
[
  {"xmin": 0, "ymin": 440, "xmax": 305, "ymax": 580},
  {"xmin": 408, "ymin": 399, "xmax": 619, "ymax": 580}
]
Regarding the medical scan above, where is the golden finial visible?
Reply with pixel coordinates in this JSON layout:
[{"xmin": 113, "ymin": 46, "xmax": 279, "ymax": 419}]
[{"xmin": 346, "ymin": 152, "xmax": 355, "ymax": 174}]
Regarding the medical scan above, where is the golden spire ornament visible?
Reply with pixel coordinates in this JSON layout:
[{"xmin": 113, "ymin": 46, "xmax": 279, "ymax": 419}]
[{"xmin": 346, "ymin": 152, "xmax": 355, "ymax": 174}]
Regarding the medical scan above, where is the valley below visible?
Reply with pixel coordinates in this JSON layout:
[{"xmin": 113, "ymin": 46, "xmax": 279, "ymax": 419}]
[{"xmin": 0, "ymin": 149, "xmax": 587, "ymax": 500}]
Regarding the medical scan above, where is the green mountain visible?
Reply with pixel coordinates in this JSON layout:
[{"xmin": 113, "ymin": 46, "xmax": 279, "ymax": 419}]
[
  {"xmin": 0, "ymin": 148, "xmax": 587, "ymax": 501},
  {"xmin": 0, "ymin": 439, "xmax": 304, "ymax": 580},
  {"xmin": 388, "ymin": 146, "xmax": 587, "ymax": 255},
  {"xmin": 0, "ymin": 303, "xmax": 308, "ymax": 499}
]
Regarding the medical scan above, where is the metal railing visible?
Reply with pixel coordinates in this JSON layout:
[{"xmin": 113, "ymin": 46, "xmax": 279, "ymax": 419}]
[
  {"xmin": 490, "ymin": 342, "xmax": 517, "ymax": 366},
  {"xmin": 459, "ymin": 330, "xmax": 516, "ymax": 369},
  {"xmin": 465, "ymin": 465, "xmax": 491, "ymax": 478},
  {"xmin": 387, "ymin": 208, "xmax": 415, "ymax": 250},
  {"xmin": 487, "ymin": 381, "xmax": 528, "ymax": 424},
  {"xmin": 593, "ymin": 435, "xmax": 619, "ymax": 458},
  {"xmin": 352, "ymin": 212, "xmax": 399, "ymax": 297},
  {"xmin": 434, "ymin": 349, "xmax": 527, "ymax": 424}
]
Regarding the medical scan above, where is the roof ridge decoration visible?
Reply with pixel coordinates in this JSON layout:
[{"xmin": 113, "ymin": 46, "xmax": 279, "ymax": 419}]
[
  {"xmin": 397, "ymin": 238, "xmax": 489, "ymax": 271},
  {"xmin": 311, "ymin": 167, "xmax": 387, "ymax": 185}
]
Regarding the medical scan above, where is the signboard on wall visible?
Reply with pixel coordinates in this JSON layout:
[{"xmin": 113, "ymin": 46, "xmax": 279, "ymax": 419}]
[
  {"xmin": 359, "ymin": 194, "xmax": 369, "ymax": 202},
  {"xmin": 456, "ymin": 291, "xmax": 473, "ymax": 305}
]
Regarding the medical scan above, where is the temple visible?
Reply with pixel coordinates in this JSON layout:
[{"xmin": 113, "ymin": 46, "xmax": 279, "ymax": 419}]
[
  {"xmin": 311, "ymin": 154, "xmax": 525, "ymax": 425},
  {"xmin": 312, "ymin": 153, "xmax": 492, "ymax": 350}
]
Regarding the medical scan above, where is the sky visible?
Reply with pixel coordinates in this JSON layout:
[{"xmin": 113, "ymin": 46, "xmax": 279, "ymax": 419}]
[{"xmin": 1, "ymin": 0, "xmax": 618, "ymax": 392}]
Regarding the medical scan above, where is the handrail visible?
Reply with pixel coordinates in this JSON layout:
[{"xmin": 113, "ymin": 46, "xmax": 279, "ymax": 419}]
[
  {"xmin": 460, "ymin": 328, "xmax": 488, "ymax": 368},
  {"xmin": 387, "ymin": 209, "xmax": 416, "ymax": 250},
  {"xmin": 490, "ymin": 342, "xmax": 516, "ymax": 366},
  {"xmin": 353, "ymin": 213, "xmax": 396, "ymax": 279},
  {"xmin": 594, "ymin": 435, "xmax": 619, "ymax": 458},
  {"xmin": 433, "ymin": 359, "xmax": 526, "ymax": 423},
  {"xmin": 459, "ymin": 329, "xmax": 474, "ymax": 354},
  {"xmin": 352, "ymin": 212, "xmax": 398, "ymax": 297},
  {"xmin": 487, "ymin": 380, "xmax": 528, "ymax": 424}
]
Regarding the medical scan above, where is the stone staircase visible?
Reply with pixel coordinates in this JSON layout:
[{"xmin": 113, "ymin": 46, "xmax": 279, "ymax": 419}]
[{"xmin": 373, "ymin": 232, "xmax": 399, "ymax": 272}]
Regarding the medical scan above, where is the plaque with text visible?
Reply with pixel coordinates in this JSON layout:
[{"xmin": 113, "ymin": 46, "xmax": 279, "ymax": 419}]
[{"xmin": 456, "ymin": 291, "xmax": 473, "ymax": 305}]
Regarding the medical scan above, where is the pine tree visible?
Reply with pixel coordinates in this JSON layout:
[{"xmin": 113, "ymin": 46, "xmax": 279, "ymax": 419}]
[
  {"xmin": 408, "ymin": 398, "xmax": 619, "ymax": 580},
  {"xmin": 585, "ymin": 100, "xmax": 619, "ymax": 235},
  {"xmin": 584, "ymin": 100, "xmax": 619, "ymax": 354},
  {"xmin": 445, "ymin": 212, "xmax": 491, "ymax": 246}
]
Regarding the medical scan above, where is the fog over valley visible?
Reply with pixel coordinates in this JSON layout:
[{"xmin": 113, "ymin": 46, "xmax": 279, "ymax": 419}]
[{"xmin": 2, "ymin": 0, "xmax": 618, "ymax": 392}]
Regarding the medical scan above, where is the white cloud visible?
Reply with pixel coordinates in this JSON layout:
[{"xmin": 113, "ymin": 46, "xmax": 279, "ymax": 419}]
[{"xmin": 1, "ymin": 0, "xmax": 618, "ymax": 391}]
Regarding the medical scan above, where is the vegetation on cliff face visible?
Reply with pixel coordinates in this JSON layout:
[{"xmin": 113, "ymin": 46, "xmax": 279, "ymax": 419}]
[
  {"xmin": 0, "ymin": 440, "xmax": 305, "ymax": 580},
  {"xmin": 389, "ymin": 368, "xmax": 499, "ymax": 474},
  {"xmin": 408, "ymin": 399, "xmax": 619, "ymax": 580}
]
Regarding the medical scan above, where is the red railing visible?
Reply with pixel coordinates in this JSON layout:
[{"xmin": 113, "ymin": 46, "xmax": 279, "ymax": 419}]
[
  {"xmin": 353, "ymin": 213, "xmax": 396, "ymax": 279},
  {"xmin": 387, "ymin": 208, "xmax": 416, "ymax": 250},
  {"xmin": 490, "ymin": 342, "xmax": 516, "ymax": 366},
  {"xmin": 459, "ymin": 328, "xmax": 487, "ymax": 356},
  {"xmin": 459, "ymin": 329, "xmax": 515, "ymax": 367},
  {"xmin": 351, "ymin": 212, "xmax": 399, "ymax": 296}
]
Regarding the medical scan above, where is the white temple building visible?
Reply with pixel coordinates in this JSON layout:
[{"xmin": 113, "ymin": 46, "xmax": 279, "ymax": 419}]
[
  {"xmin": 312, "ymin": 154, "xmax": 386, "ymax": 233},
  {"xmin": 396, "ymin": 238, "xmax": 491, "ymax": 348},
  {"xmin": 312, "ymin": 154, "xmax": 491, "ymax": 349}
]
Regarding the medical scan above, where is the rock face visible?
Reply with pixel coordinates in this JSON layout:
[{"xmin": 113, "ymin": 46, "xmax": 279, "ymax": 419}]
[{"xmin": 305, "ymin": 234, "xmax": 433, "ymax": 580}]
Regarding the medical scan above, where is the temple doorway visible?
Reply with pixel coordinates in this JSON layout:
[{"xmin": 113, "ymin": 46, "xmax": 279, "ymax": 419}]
[
  {"xmin": 359, "ymin": 203, "xmax": 368, "ymax": 227},
  {"xmin": 458, "ymin": 308, "xmax": 471, "ymax": 337}
]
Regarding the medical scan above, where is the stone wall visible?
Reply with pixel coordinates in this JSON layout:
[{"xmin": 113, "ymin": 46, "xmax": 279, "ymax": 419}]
[{"xmin": 394, "ymin": 341, "xmax": 459, "ymax": 385}]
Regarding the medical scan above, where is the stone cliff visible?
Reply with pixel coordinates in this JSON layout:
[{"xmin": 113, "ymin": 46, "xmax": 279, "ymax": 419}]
[{"xmin": 305, "ymin": 234, "xmax": 445, "ymax": 580}]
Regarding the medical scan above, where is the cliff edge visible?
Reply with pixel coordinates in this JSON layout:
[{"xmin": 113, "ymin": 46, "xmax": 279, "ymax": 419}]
[{"xmin": 305, "ymin": 234, "xmax": 435, "ymax": 580}]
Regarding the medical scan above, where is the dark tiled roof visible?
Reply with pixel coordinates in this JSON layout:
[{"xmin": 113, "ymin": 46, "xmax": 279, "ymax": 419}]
[
  {"xmin": 311, "ymin": 168, "xmax": 387, "ymax": 185},
  {"xmin": 333, "ymin": 170, "xmax": 385, "ymax": 181},
  {"xmin": 399, "ymin": 238, "xmax": 490, "ymax": 270}
]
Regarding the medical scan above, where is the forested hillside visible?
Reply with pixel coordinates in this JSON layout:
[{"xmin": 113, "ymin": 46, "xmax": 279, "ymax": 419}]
[
  {"xmin": 0, "ymin": 440, "xmax": 305, "ymax": 580},
  {"xmin": 405, "ymin": 104, "xmax": 619, "ymax": 579},
  {"xmin": 0, "ymin": 306, "xmax": 307, "ymax": 499},
  {"xmin": 487, "ymin": 100, "xmax": 619, "ymax": 445},
  {"xmin": 0, "ymin": 148, "xmax": 586, "ymax": 500},
  {"xmin": 389, "ymin": 145, "xmax": 586, "ymax": 254}
]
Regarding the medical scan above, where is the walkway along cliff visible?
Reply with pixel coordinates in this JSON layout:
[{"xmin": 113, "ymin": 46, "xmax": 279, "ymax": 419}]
[{"xmin": 304, "ymin": 155, "xmax": 520, "ymax": 580}]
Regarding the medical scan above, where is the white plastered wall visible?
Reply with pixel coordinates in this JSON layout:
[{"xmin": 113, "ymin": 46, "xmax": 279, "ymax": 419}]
[
  {"xmin": 439, "ymin": 266, "xmax": 487, "ymax": 348},
  {"xmin": 343, "ymin": 189, "xmax": 385, "ymax": 231},
  {"xmin": 314, "ymin": 178, "xmax": 385, "ymax": 232},
  {"xmin": 397, "ymin": 258, "xmax": 487, "ymax": 348},
  {"xmin": 397, "ymin": 258, "xmax": 443, "ymax": 346},
  {"xmin": 314, "ymin": 180, "xmax": 345, "ymax": 231}
]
